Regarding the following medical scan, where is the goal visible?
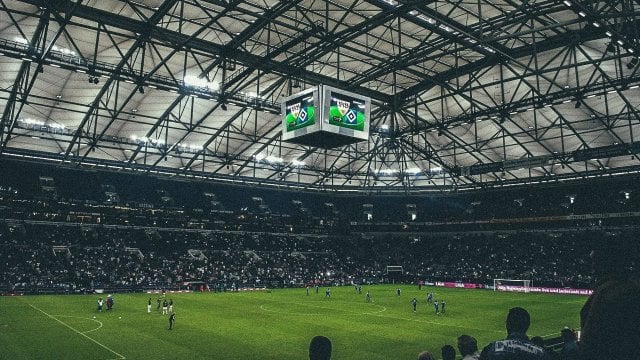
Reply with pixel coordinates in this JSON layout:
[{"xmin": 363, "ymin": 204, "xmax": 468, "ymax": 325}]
[
  {"xmin": 386, "ymin": 265, "xmax": 404, "ymax": 274},
  {"xmin": 493, "ymin": 279, "xmax": 531, "ymax": 293},
  {"xmin": 386, "ymin": 266, "xmax": 404, "ymax": 284}
]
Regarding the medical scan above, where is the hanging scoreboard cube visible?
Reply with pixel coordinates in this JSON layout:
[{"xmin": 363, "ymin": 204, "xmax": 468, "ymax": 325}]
[{"xmin": 282, "ymin": 85, "xmax": 370, "ymax": 149}]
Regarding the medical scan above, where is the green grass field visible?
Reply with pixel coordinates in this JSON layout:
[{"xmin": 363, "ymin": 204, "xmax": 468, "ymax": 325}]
[{"xmin": 0, "ymin": 285, "xmax": 585, "ymax": 359}]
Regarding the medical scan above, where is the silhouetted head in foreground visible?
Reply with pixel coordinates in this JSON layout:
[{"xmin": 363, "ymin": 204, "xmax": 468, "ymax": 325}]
[
  {"xmin": 506, "ymin": 306, "xmax": 530, "ymax": 335},
  {"xmin": 457, "ymin": 334, "xmax": 478, "ymax": 357},
  {"xmin": 309, "ymin": 335, "xmax": 332, "ymax": 360},
  {"xmin": 441, "ymin": 344, "xmax": 456, "ymax": 360},
  {"xmin": 417, "ymin": 351, "xmax": 435, "ymax": 360}
]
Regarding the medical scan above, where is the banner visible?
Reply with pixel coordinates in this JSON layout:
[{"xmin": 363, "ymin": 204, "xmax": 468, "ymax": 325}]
[
  {"xmin": 431, "ymin": 282, "xmax": 591, "ymax": 295},
  {"xmin": 434, "ymin": 282, "xmax": 483, "ymax": 289},
  {"xmin": 497, "ymin": 285, "xmax": 593, "ymax": 295}
]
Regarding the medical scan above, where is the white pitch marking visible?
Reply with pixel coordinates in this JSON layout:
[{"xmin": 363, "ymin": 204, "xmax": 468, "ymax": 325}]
[
  {"xmin": 51, "ymin": 314, "xmax": 103, "ymax": 334},
  {"xmin": 29, "ymin": 304, "xmax": 126, "ymax": 359}
]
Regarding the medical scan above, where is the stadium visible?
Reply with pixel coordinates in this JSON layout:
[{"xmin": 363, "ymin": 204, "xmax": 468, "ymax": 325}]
[{"xmin": 1, "ymin": 1, "xmax": 639, "ymax": 359}]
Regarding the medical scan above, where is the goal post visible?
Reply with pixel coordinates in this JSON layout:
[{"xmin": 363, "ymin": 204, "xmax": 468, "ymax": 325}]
[
  {"xmin": 386, "ymin": 265, "xmax": 404, "ymax": 274},
  {"xmin": 493, "ymin": 279, "xmax": 532, "ymax": 293},
  {"xmin": 386, "ymin": 266, "xmax": 404, "ymax": 284}
]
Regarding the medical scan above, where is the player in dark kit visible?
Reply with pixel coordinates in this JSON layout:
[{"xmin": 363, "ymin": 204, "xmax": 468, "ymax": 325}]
[
  {"xmin": 106, "ymin": 295, "xmax": 113, "ymax": 310},
  {"xmin": 441, "ymin": 300, "xmax": 446, "ymax": 314},
  {"xmin": 325, "ymin": 288, "xmax": 331, "ymax": 298},
  {"xmin": 434, "ymin": 300, "xmax": 439, "ymax": 314},
  {"xmin": 162, "ymin": 299, "xmax": 169, "ymax": 314},
  {"xmin": 412, "ymin": 298, "xmax": 417, "ymax": 312},
  {"xmin": 427, "ymin": 292, "xmax": 433, "ymax": 303},
  {"xmin": 168, "ymin": 313, "xmax": 175, "ymax": 330}
]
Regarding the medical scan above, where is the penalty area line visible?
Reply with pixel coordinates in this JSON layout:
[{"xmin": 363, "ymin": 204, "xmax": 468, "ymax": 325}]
[{"xmin": 28, "ymin": 304, "xmax": 126, "ymax": 360}]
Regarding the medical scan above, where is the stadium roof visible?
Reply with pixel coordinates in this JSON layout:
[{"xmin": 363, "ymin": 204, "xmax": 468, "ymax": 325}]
[{"xmin": 1, "ymin": 0, "xmax": 640, "ymax": 193}]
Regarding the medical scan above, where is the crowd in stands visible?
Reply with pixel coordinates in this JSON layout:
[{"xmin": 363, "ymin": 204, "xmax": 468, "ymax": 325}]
[
  {"xmin": 1, "ymin": 159, "xmax": 640, "ymax": 236},
  {"xmin": 3, "ymin": 219, "xmax": 637, "ymax": 293}
]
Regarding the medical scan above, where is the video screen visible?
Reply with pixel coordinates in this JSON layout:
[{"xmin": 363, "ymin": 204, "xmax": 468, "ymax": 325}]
[
  {"xmin": 284, "ymin": 94, "xmax": 316, "ymax": 132},
  {"xmin": 327, "ymin": 92, "xmax": 366, "ymax": 132}
]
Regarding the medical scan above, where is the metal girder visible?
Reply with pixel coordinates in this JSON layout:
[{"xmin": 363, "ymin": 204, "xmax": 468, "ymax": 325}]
[
  {"xmin": 17, "ymin": 0, "xmax": 391, "ymax": 103},
  {"xmin": 396, "ymin": 25, "xmax": 606, "ymax": 103},
  {"xmin": 2, "ymin": 0, "xmax": 640, "ymax": 192},
  {"xmin": 0, "ymin": 6, "xmax": 50, "ymax": 151},
  {"xmin": 61, "ymin": 0, "xmax": 180, "ymax": 160}
]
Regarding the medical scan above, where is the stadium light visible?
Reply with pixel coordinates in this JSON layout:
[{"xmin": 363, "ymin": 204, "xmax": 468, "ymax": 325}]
[{"xmin": 265, "ymin": 155, "xmax": 283, "ymax": 163}]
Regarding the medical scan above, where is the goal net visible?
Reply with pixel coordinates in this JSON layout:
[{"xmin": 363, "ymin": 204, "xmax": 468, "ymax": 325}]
[
  {"xmin": 386, "ymin": 266, "xmax": 404, "ymax": 274},
  {"xmin": 494, "ymin": 279, "xmax": 531, "ymax": 293},
  {"xmin": 386, "ymin": 266, "xmax": 404, "ymax": 284}
]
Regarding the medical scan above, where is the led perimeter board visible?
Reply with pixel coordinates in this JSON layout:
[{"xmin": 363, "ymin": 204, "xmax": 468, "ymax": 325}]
[{"xmin": 281, "ymin": 85, "xmax": 370, "ymax": 148}]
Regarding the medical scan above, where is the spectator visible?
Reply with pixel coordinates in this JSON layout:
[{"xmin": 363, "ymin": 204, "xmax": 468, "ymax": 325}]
[
  {"xmin": 479, "ymin": 307, "xmax": 550, "ymax": 360},
  {"xmin": 417, "ymin": 351, "xmax": 435, "ymax": 360},
  {"xmin": 530, "ymin": 336, "xmax": 553, "ymax": 359},
  {"xmin": 309, "ymin": 335, "xmax": 331, "ymax": 360},
  {"xmin": 578, "ymin": 235, "xmax": 639, "ymax": 360},
  {"xmin": 580, "ymin": 235, "xmax": 637, "ymax": 328},
  {"xmin": 530, "ymin": 336, "xmax": 544, "ymax": 348},
  {"xmin": 457, "ymin": 335, "xmax": 480, "ymax": 360},
  {"xmin": 559, "ymin": 327, "xmax": 578, "ymax": 360},
  {"xmin": 441, "ymin": 344, "xmax": 456, "ymax": 360},
  {"xmin": 579, "ymin": 279, "xmax": 640, "ymax": 360}
]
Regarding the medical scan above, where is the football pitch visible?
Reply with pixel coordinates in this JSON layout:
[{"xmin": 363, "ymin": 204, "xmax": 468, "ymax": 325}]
[{"xmin": 0, "ymin": 285, "xmax": 585, "ymax": 359}]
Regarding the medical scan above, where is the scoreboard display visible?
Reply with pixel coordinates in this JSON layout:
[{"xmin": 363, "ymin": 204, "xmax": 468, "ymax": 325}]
[
  {"xmin": 284, "ymin": 93, "xmax": 316, "ymax": 132},
  {"xmin": 282, "ymin": 85, "xmax": 370, "ymax": 148},
  {"xmin": 327, "ymin": 92, "xmax": 366, "ymax": 132}
]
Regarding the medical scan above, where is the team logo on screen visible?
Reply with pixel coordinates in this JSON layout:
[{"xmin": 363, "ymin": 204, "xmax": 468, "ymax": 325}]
[
  {"xmin": 290, "ymin": 103, "xmax": 300, "ymax": 119},
  {"xmin": 345, "ymin": 110, "xmax": 357, "ymax": 124},
  {"xmin": 336, "ymin": 99, "xmax": 351, "ymax": 117},
  {"xmin": 298, "ymin": 109, "xmax": 308, "ymax": 123}
]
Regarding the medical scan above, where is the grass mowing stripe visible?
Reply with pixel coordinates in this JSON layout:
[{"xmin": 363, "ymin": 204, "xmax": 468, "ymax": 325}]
[
  {"xmin": 249, "ymin": 292, "xmax": 502, "ymax": 334},
  {"xmin": 29, "ymin": 304, "xmax": 126, "ymax": 360},
  {"xmin": 366, "ymin": 311, "xmax": 505, "ymax": 334}
]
